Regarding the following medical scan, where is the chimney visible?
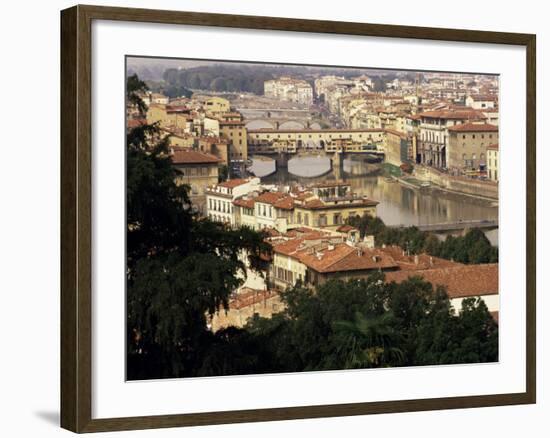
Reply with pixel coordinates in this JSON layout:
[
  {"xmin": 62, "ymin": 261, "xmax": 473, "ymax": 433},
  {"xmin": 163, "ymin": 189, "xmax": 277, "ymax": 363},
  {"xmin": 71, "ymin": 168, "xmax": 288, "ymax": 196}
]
[
  {"xmin": 429, "ymin": 256, "xmax": 434, "ymax": 267},
  {"xmin": 414, "ymin": 254, "xmax": 419, "ymax": 265}
]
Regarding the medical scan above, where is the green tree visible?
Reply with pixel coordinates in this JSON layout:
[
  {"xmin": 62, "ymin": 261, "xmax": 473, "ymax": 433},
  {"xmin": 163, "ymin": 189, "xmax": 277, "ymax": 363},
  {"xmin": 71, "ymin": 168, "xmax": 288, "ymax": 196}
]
[
  {"xmin": 126, "ymin": 73, "xmax": 148, "ymax": 114},
  {"xmin": 126, "ymin": 75, "xmax": 271, "ymax": 379},
  {"xmin": 333, "ymin": 312, "xmax": 405, "ymax": 368}
]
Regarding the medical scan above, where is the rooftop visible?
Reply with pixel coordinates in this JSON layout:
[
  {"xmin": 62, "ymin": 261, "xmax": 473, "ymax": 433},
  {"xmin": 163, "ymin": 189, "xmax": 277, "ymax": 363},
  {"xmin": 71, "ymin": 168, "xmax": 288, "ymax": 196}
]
[
  {"xmin": 217, "ymin": 178, "xmax": 250, "ymax": 189},
  {"xmin": 385, "ymin": 263, "xmax": 498, "ymax": 299},
  {"xmin": 298, "ymin": 244, "xmax": 398, "ymax": 273},
  {"xmin": 448, "ymin": 122, "xmax": 499, "ymax": 133},
  {"xmin": 418, "ymin": 109, "xmax": 487, "ymax": 120},
  {"xmin": 171, "ymin": 150, "xmax": 220, "ymax": 165}
]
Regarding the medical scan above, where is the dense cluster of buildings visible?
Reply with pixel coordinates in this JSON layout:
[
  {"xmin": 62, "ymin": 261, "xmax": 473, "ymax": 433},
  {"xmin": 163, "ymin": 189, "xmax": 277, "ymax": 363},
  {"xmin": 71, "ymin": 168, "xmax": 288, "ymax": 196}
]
[
  {"xmin": 203, "ymin": 177, "xmax": 498, "ymax": 330},
  {"xmin": 126, "ymin": 71, "xmax": 500, "ymax": 211},
  {"xmin": 210, "ymin": 223, "xmax": 499, "ymax": 330},
  {"xmin": 311, "ymin": 72, "xmax": 500, "ymax": 181},
  {"xmin": 126, "ymin": 71, "xmax": 500, "ymax": 332},
  {"xmin": 207, "ymin": 180, "xmax": 377, "ymax": 232},
  {"xmin": 264, "ymin": 77, "xmax": 313, "ymax": 105}
]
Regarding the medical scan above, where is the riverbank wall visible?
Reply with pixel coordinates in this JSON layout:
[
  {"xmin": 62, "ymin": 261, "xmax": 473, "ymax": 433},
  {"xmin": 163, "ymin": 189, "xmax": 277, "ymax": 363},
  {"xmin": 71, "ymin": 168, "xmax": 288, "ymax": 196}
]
[{"xmin": 413, "ymin": 166, "xmax": 499, "ymax": 201}]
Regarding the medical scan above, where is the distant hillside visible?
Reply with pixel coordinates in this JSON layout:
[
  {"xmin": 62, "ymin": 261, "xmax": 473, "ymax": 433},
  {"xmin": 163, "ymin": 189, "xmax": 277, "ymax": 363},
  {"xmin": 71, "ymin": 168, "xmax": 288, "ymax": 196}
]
[{"xmin": 127, "ymin": 58, "xmax": 420, "ymax": 97}]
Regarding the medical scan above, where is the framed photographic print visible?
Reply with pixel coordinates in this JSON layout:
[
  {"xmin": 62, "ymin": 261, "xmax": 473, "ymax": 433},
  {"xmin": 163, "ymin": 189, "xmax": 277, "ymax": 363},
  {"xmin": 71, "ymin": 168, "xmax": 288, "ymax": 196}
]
[{"xmin": 60, "ymin": 4, "xmax": 536, "ymax": 433}]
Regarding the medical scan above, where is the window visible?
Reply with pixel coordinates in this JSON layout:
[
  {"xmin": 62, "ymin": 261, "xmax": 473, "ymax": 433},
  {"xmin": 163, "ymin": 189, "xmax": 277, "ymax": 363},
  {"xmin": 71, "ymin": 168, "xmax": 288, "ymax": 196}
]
[{"xmin": 333, "ymin": 213, "xmax": 342, "ymax": 225}]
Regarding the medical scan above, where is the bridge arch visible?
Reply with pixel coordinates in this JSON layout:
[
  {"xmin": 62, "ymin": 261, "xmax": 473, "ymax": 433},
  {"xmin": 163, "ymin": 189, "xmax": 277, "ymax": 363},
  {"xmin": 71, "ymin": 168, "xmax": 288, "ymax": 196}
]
[
  {"xmin": 278, "ymin": 120, "xmax": 305, "ymax": 130},
  {"xmin": 245, "ymin": 119, "xmax": 276, "ymax": 130}
]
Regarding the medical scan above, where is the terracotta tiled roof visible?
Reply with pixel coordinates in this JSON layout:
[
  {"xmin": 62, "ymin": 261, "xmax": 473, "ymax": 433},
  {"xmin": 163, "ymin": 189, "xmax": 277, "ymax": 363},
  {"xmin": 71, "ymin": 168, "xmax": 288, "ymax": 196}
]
[
  {"xmin": 293, "ymin": 191, "xmax": 314, "ymax": 201},
  {"xmin": 272, "ymin": 238, "xmax": 308, "ymax": 257},
  {"xmin": 303, "ymin": 199, "xmax": 325, "ymax": 209},
  {"xmin": 255, "ymin": 192, "xmax": 293, "ymax": 207},
  {"xmin": 233, "ymin": 198, "xmax": 255, "ymax": 209},
  {"xmin": 299, "ymin": 245, "xmax": 398, "ymax": 273},
  {"xmin": 271, "ymin": 231, "xmax": 331, "ymax": 257},
  {"xmin": 273, "ymin": 196, "xmax": 295, "ymax": 210},
  {"xmin": 486, "ymin": 143, "xmax": 499, "ymax": 151},
  {"xmin": 418, "ymin": 109, "xmax": 486, "ymax": 120},
  {"xmin": 380, "ymin": 246, "xmax": 463, "ymax": 271},
  {"xmin": 171, "ymin": 150, "xmax": 220, "ymax": 164},
  {"xmin": 385, "ymin": 263, "xmax": 498, "ymax": 299},
  {"xmin": 448, "ymin": 122, "xmax": 499, "ymax": 133},
  {"xmin": 218, "ymin": 178, "xmax": 249, "ymax": 189}
]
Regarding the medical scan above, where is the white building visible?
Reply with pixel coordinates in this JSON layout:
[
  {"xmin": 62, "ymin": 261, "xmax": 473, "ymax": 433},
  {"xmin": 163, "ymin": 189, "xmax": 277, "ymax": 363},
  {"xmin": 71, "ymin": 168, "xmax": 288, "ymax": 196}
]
[
  {"xmin": 465, "ymin": 94, "xmax": 497, "ymax": 110},
  {"xmin": 264, "ymin": 77, "xmax": 313, "ymax": 105},
  {"xmin": 206, "ymin": 178, "xmax": 261, "ymax": 225},
  {"xmin": 487, "ymin": 144, "xmax": 499, "ymax": 181}
]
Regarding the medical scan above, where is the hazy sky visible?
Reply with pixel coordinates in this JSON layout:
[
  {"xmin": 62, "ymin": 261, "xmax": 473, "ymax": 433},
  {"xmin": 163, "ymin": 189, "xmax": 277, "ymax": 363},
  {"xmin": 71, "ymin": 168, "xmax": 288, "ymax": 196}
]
[{"xmin": 126, "ymin": 56, "xmax": 497, "ymax": 81}]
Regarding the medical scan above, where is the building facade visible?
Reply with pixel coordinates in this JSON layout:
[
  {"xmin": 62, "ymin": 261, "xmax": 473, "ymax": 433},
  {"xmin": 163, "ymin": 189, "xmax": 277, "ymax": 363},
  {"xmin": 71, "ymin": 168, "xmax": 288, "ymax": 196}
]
[
  {"xmin": 171, "ymin": 149, "xmax": 220, "ymax": 214},
  {"xmin": 206, "ymin": 178, "xmax": 261, "ymax": 225},
  {"xmin": 417, "ymin": 109, "xmax": 486, "ymax": 169},
  {"xmin": 447, "ymin": 123, "xmax": 498, "ymax": 172},
  {"xmin": 264, "ymin": 77, "xmax": 313, "ymax": 105},
  {"xmin": 486, "ymin": 144, "xmax": 499, "ymax": 181}
]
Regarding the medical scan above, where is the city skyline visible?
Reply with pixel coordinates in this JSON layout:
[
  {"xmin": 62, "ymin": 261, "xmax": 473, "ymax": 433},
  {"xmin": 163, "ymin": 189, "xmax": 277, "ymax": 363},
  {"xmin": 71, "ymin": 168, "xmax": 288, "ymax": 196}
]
[{"xmin": 126, "ymin": 55, "xmax": 500, "ymax": 380}]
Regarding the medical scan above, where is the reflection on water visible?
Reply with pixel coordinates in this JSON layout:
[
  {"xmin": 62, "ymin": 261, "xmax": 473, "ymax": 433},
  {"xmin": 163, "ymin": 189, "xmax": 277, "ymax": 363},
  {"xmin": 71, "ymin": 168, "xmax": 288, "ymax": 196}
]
[
  {"xmin": 252, "ymin": 156, "xmax": 499, "ymax": 246},
  {"xmin": 248, "ymin": 158, "xmax": 276, "ymax": 177},
  {"xmin": 287, "ymin": 156, "xmax": 331, "ymax": 178}
]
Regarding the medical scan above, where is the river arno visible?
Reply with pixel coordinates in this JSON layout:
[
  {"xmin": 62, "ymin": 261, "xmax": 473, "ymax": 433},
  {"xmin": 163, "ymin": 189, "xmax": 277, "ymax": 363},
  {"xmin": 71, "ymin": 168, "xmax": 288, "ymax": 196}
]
[{"xmin": 249, "ymin": 156, "xmax": 499, "ymax": 246}]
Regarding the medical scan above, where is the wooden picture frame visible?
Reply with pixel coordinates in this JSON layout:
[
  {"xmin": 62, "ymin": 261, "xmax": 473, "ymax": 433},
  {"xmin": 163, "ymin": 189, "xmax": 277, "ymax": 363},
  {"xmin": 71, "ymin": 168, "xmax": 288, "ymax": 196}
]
[{"xmin": 61, "ymin": 4, "xmax": 536, "ymax": 433}]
